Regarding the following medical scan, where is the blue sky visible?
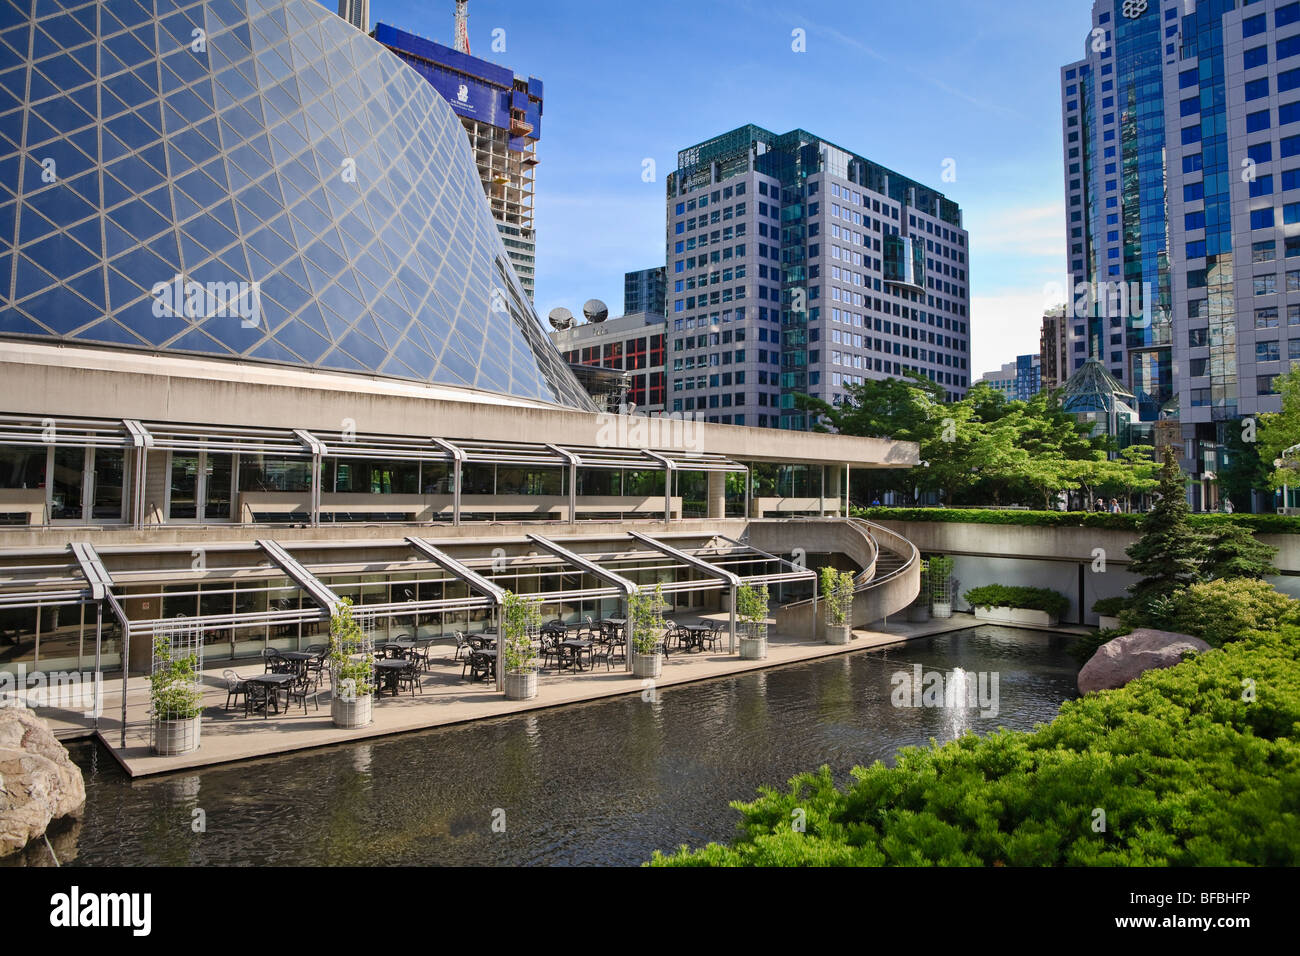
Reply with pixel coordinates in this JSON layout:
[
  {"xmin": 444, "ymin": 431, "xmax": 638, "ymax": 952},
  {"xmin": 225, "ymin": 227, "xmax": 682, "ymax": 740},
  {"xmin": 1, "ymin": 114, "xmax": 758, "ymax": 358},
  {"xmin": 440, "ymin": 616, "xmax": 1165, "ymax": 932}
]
[{"xmin": 338, "ymin": 0, "xmax": 1093, "ymax": 377}]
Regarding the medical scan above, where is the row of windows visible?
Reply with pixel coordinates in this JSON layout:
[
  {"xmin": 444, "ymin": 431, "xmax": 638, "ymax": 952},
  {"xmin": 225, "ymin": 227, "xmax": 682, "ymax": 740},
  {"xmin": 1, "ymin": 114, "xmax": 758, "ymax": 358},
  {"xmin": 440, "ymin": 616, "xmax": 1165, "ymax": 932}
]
[
  {"xmin": 1243, "ymin": 3, "xmax": 1300, "ymax": 40},
  {"xmin": 673, "ymin": 181, "xmax": 747, "ymax": 216}
]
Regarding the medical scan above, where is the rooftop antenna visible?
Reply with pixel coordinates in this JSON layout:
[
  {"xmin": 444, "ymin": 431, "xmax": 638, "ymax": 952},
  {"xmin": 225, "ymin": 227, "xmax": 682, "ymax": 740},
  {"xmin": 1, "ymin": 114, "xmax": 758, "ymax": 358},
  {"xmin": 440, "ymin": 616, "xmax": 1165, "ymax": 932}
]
[{"xmin": 454, "ymin": 0, "xmax": 470, "ymax": 54}]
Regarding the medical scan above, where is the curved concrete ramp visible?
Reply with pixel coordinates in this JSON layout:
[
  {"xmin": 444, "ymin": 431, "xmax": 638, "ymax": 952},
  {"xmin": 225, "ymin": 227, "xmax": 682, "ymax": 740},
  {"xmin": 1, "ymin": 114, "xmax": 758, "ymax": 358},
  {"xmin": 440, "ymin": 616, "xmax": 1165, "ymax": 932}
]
[{"xmin": 750, "ymin": 518, "xmax": 919, "ymax": 637}]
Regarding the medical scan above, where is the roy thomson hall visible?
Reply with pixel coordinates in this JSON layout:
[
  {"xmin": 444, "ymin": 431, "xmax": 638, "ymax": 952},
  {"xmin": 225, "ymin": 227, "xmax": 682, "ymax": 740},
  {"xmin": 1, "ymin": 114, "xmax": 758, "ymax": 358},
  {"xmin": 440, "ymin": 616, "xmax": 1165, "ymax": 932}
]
[{"xmin": 0, "ymin": 0, "xmax": 921, "ymax": 689}]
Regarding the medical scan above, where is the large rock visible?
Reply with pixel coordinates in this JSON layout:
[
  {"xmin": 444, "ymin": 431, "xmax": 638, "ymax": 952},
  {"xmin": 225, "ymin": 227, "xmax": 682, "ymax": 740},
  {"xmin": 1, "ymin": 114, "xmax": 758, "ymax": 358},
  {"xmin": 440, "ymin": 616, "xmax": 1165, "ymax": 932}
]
[
  {"xmin": 0, "ymin": 706, "xmax": 86, "ymax": 858},
  {"xmin": 1078, "ymin": 628, "xmax": 1211, "ymax": 694}
]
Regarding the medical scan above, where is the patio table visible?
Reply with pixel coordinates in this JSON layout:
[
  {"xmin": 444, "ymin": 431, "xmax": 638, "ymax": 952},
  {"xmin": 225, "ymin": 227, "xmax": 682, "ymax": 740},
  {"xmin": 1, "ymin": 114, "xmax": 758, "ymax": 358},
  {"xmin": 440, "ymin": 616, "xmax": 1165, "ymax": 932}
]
[
  {"xmin": 560, "ymin": 638, "xmax": 593, "ymax": 672},
  {"xmin": 680, "ymin": 624, "xmax": 711, "ymax": 652},
  {"xmin": 245, "ymin": 672, "xmax": 295, "ymax": 714},
  {"xmin": 374, "ymin": 658, "xmax": 409, "ymax": 697}
]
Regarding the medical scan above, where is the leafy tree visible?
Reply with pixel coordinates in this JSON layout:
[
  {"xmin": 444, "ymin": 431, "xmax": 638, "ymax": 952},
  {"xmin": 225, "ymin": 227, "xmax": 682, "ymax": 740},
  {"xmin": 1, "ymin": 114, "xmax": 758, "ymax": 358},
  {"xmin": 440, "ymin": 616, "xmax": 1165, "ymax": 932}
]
[
  {"xmin": 1125, "ymin": 447, "xmax": 1206, "ymax": 606},
  {"xmin": 1258, "ymin": 364, "xmax": 1300, "ymax": 493},
  {"xmin": 1203, "ymin": 524, "xmax": 1279, "ymax": 581},
  {"xmin": 1098, "ymin": 445, "xmax": 1159, "ymax": 509},
  {"xmin": 1218, "ymin": 422, "xmax": 1269, "ymax": 513}
]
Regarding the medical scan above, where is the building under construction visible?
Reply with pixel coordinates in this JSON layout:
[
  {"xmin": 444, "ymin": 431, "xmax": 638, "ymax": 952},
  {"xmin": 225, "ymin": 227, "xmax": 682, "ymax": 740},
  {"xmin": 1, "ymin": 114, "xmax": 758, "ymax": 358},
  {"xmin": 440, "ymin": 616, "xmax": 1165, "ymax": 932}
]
[{"xmin": 375, "ymin": 8, "xmax": 543, "ymax": 301}]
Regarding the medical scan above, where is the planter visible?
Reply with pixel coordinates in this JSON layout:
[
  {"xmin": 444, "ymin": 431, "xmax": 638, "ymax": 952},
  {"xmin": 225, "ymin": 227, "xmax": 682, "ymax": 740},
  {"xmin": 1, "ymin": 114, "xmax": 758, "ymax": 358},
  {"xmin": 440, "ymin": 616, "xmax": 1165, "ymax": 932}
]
[
  {"xmin": 331, "ymin": 693, "xmax": 373, "ymax": 729},
  {"xmin": 504, "ymin": 670, "xmax": 538, "ymax": 700},
  {"xmin": 739, "ymin": 624, "xmax": 768, "ymax": 660},
  {"xmin": 153, "ymin": 716, "xmax": 201, "ymax": 756},
  {"xmin": 931, "ymin": 601, "xmax": 953, "ymax": 620},
  {"xmin": 1097, "ymin": 614, "xmax": 1121, "ymax": 630},
  {"xmin": 825, "ymin": 623, "xmax": 852, "ymax": 645},
  {"xmin": 631, "ymin": 651, "xmax": 662, "ymax": 679},
  {"xmin": 973, "ymin": 606, "xmax": 1059, "ymax": 627}
]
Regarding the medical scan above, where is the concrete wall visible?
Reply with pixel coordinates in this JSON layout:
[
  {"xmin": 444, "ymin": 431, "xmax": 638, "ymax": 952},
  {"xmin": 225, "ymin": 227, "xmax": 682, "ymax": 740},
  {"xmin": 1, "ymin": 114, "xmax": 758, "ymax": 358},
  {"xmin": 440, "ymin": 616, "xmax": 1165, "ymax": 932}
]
[
  {"xmin": 875, "ymin": 518, "xmax": 1299, "ymax": 625},
  {"xmin": 0, "ymin": 341, "xmax": 917, "ymax": 468}
]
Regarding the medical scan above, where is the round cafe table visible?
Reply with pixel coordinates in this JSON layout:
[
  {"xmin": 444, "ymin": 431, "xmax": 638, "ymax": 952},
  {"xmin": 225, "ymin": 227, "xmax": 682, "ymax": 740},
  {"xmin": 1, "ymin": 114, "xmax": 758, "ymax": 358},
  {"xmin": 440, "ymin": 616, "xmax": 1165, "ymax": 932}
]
[{"xmin": 374, "ymin": 658, "xmax": 408, "ymax": 697}]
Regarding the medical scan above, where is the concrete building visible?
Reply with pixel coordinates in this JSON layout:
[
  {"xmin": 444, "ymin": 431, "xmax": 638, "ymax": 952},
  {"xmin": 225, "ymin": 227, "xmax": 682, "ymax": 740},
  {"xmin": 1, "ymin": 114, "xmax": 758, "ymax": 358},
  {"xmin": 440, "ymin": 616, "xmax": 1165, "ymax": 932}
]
[
  {"xmin": 549, "ymin": 312, "xmax": 668, "ymax": 414},
  {"xmin": 375, "ymin": 22, "xmax": 543, "ymax": 301},
  {"xmin": 1062, "ymin": 0, "xmax": 1300, "ymax": 500},
  {"xmin": 624, "ymin": 268, "xmax": 667, "ymax": 317},
  {"xmin": 666, "ymin": 126, "xmax": 970, "ymax": 431},
  {"xmin": 975, "ymin": 354, "xmax": 1043, "ymax": 402},
  {"xmin": 336, "ymin": 0, "xmax": 368, "ymax": 32},
  {"xmin": 1040, "ymin": 306, "xmax": 1070, "ymax": 391},
  {"xmin": 0, "ymin": 0, "xmax": 919, "ymax": 683}
]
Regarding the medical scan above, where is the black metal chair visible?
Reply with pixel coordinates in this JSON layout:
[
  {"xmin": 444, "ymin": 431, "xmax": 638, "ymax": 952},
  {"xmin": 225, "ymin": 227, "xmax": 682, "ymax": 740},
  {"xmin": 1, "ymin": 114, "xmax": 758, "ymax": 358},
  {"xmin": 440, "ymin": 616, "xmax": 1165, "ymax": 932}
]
[
  {"xmin": 701, "ymin": 620, "xmax": 725, "ymax": 651},
  {"xmin": 285, "ymin": 671, "xmax": 319, "ymax": 715},
  {"xmin": 453, "ymin": 631, "xmax": 470, "ymax": 661},
  {"xmin": 397, "ymin": 657, "xmax": 422, "ymax": 696},
  {"xmin": 463, "ymin": 650, "xmax": 493, "ymax": 683},
  {"xmin": 245, "ymin": 680, "xmax": 277, "ymax": 719}
]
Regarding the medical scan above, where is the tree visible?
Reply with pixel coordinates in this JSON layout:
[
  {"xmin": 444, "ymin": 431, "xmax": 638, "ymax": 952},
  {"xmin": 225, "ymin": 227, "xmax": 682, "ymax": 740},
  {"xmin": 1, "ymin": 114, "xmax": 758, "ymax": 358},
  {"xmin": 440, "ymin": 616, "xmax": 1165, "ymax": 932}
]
[
  {"xmin": 1218, "ymin": 422, "xmax": 1269, "ymax": 513},
  {"xmin": 1258, "ymin": 364, "xmax": 1300, "ymax": 494},
  {"xmin": 1203, "ymin": 524, "xmax": 1279, "ymax": 580},
  {"xmin": 1101, "ymin": 445, "xmax": 1159, "ymax": 510},
  {"xmin": 1125, "ymin": 447, "xmax": 1206, "ymax": 606}
]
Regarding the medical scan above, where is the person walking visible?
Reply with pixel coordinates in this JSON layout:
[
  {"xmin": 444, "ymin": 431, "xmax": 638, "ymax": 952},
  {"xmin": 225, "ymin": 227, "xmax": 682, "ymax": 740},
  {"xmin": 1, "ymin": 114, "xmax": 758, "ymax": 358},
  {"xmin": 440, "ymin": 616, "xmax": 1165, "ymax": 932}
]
[
  {"xmin": 1109, "ymin": 498, "xmax": 1121, "ymax": 514},
  {"xmin": 1223, "ymin": 497, "xmax": 1234, "ymax": 514},
  {"xmin": 1094, "ymin": 497, "xmax": 1105, "ymax": 513}
]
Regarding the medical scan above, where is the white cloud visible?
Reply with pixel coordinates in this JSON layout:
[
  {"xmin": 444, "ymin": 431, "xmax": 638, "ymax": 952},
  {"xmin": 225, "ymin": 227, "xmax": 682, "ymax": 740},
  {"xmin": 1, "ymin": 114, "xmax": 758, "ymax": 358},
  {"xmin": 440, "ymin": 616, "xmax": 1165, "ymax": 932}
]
[
  {"xmin": 967, "ymin": 202, "xmax": 1066, "ymax": 260},
  {"xmin": 970, "ymin": 291, "xmax": 1055, "ymax": 379}
]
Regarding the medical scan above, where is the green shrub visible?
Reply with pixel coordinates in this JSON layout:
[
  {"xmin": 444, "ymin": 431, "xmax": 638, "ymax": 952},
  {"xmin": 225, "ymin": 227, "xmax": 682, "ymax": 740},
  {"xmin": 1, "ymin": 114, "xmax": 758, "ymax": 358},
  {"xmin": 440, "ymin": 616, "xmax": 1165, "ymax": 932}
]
[
  {"xmin": 149, "ymin": 635, "xmax": 203, "ymax": 720},
  {"xmin": 629, "ymin": 583, "xmax": 668, "ymax": 655},
  {"xmin": 651, "ymin": 625, "xmax": 1300, "ymax": 866},
  {"xmin": 1091, "ymin": 596, "xmax": 1128, "ymax": 617},
  {"xmin": 963, "ymin": 584, "xmax": 1069, "ymax": 618},
  {"xmin": 1163, "ymin": 578, "xmax": 1300, "ymax": 648},
  {"xmin": 853, "ymin": 506, "xmax": 1300, "ymax": 535}
]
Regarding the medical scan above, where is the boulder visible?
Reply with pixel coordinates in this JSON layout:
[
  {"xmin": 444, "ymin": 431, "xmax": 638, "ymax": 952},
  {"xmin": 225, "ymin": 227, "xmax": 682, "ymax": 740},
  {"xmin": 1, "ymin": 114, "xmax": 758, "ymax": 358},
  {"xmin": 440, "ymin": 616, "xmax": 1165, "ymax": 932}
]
[
  {"xmin": 1078, "ymin": 628, "xmax": 1211, "ymax": 694},
  {"xmin": 0, "ymin": 706, "xmax": 86, "ymax": 858}
]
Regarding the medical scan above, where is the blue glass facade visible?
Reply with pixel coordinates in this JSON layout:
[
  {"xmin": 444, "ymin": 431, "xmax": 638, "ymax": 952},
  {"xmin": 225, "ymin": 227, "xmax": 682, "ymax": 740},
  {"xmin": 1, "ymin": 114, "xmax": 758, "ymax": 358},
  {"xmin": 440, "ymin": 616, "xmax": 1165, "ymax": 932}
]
[{"xmin": 0, "ymin": 0, "xmax": 591, "ymax": 410}]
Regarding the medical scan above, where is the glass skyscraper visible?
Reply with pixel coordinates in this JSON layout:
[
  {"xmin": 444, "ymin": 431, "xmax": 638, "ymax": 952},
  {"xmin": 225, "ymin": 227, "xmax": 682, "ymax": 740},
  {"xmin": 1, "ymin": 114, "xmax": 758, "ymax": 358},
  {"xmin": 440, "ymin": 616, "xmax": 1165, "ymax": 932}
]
[{"xmin": 1063, "ymin": 0, "xmax": 1300, "ymax": 499}]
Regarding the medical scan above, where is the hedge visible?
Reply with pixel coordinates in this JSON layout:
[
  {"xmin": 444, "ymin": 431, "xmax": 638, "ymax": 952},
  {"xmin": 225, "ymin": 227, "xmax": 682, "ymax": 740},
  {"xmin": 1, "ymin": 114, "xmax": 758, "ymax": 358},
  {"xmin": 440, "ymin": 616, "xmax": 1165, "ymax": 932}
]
[
  {"xmin": 963, "ymin": 584, "xmax": 1070, "ymax": 617},
  {"xmin": 650, "ymin": 625, "xmax": 1300, "ymax": 866},
  {"xmin": 853, "ymin": 506, "xmax": 1300, "ymax": 535}
]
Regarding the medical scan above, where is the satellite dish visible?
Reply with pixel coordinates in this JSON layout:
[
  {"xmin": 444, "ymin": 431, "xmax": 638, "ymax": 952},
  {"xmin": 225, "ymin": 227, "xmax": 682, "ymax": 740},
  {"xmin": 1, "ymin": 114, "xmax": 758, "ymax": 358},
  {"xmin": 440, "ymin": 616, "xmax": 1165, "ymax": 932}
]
[
  {"xmin": 548, "ymin": 307, "xmax": 573, "ymax": 330},
  {"xmin": 583, "ymin": 299, "xmax": 609, "ymax": 323}
]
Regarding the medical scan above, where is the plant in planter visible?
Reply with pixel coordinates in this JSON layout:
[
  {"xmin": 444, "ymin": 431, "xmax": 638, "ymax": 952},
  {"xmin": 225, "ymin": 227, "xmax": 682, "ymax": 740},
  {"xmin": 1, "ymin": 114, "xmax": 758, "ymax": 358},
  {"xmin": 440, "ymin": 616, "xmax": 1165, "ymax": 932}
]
[
  {"xmin": 150, "ymin": 633, "xmax": 203, "ymax": 756},
  {"xmin": 629, "ymin": 583, "xmax": 668, "ymax": 678},
  {"xmin": 820, "ymin": 566, "xmax": 856, "ymax": 644},
  {"xmin": 1091, "ymin": 595, "xmax": 1129, "ymax": 630},
  {"xmin": 963, "ymin": 584, "xmax": 1069, "ymax": 626},
  {"xmin": 501, "ymin": 590, "xmax": 543, "ymax": 700},
  {"xmin": 736, "ymin": 583, "xmax": 770, "ymax": 659},
  {"xmin": 328, "ymin": 598, "xmax": 375, "ymax": 728},
  {"xmin": 907, "ymin": 560, "xmax": 931, "ymax": 622},
  {"xmin": 927, "ymin": 555, "xmax": 955, "ymax": 619}
]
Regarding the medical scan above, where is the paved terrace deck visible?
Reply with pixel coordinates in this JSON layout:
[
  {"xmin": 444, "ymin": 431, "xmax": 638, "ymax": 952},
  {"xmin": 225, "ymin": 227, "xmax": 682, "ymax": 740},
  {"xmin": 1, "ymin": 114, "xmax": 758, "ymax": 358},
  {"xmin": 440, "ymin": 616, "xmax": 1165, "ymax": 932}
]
[{"xmin": 40, "ymin": 613, "xmax": 1089, "ymax": 778}]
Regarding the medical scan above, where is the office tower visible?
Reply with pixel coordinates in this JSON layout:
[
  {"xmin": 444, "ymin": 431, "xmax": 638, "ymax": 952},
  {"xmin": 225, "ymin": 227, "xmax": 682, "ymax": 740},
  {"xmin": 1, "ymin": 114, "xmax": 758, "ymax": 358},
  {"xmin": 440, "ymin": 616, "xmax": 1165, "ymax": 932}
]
[
  {"xmin": 624, "ymin": 268, "xmax": 667, "ymax": 316},
  {"xmin": 337, "ymin": 0, "xmax": 368, "ymax": 32},
  {"xmin": 666, "ymin": 126, "xmax": 969, "ymax": 429},
  {"xmin": 376, "ymin": 22, "xmax": 544, "ymax": 301},
  {"xmin": 976, "ymin": 354, "xmax": 1043, "ymax": 401},
  {"xmin": 1063, "ymin": 0, "xmax": 1300, "ymax": 499},
  {"xmin": 1040, "ymin": 306, "xmax": 1069, "ymax": 390}
]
